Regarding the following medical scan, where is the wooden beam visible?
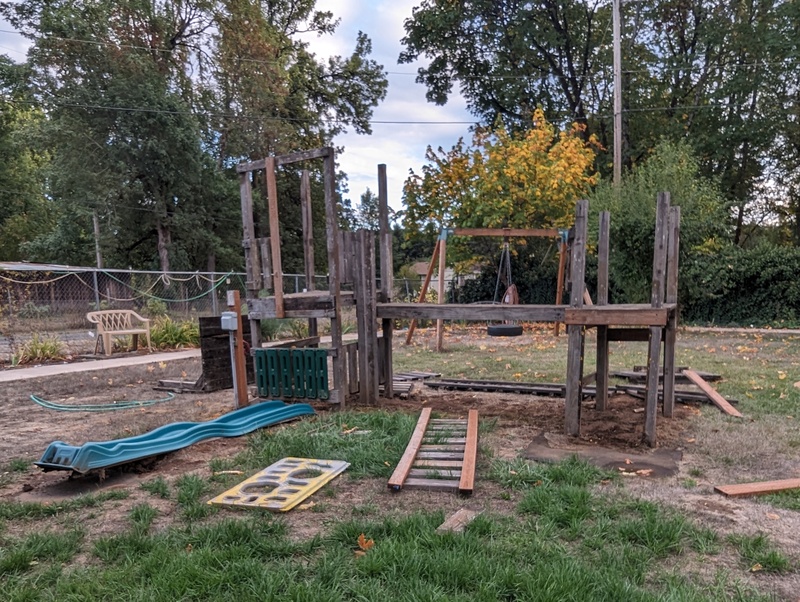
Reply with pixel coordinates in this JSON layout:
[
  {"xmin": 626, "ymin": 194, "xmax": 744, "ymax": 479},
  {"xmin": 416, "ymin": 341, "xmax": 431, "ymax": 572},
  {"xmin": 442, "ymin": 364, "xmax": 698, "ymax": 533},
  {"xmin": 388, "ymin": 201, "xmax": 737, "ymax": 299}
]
[
  {"xmin": 275, "ymin": 146, "xmax": 331, "ymax": 166},
  {"xmin": 229, "ymin": 290, "xmax": 249, "ymax": 408},
  {"xmin": 437, "ymin": 509, "xmax": 481, "ymax": 533},
  {"xmin": 382, "ymin": 303, "xmax": 565, "ymax": 322},
  {"xmin": 436, "ymin": 235, "xmax": 447, "ymax": 352},
  {"xmin": 553, "ymin": 239, "xmax": 567, "ymax": 336},
  {"xmin": 236, "ymin": 148, "xmax": 332, "ymax": 173},
  {"xmin": 663, "ymin": 204, "xmax": 681, "ymax": 418},
  {"xmin": 596, "ymin": 210, "xmax": 610, "ymax": 411},
  {"xmin": 300, "ymin": 169, "xmax": 317, "ymax": 338},
  {"xmin": 715, "ymin": 479, "xmax": 800, "ymax": 498},
  {"xmin": 323, "ymin": 151, "xmax": 345, "ymax": 406},
  {"xmin": 682, "ymin": 369, "xmax": 743, "ymax": 418},
  {"xmin": 565, "ymin": 200, "xmax": 588, "ymax": 437},
  {"xmin": 453, "ymin": 227, "xmax": 560, "ymax": 238},
  {"xmin": 404, "ymin": 240, "xmax": 439, "ymax": 345},
  {"xmin": 644, "ymin": 193, "xmax": 670, "ymax": 447},
  {"xmin": 458, "ymin": 409, "xmax": 479, "ymax": 494},
  {"xmin": 378, "ymin": 164, "xmax": 393, "ymax": 398},
  {"xmin": 265, "ymin": 157, "xmax": 284, "ymax": 318},
  {"xmin": 388, "ymin": 408, "xmax": 432, "ymax": 490},
  {"xmin": 565, "ymin": 306, "xmax": 669, "ymax": 326}
]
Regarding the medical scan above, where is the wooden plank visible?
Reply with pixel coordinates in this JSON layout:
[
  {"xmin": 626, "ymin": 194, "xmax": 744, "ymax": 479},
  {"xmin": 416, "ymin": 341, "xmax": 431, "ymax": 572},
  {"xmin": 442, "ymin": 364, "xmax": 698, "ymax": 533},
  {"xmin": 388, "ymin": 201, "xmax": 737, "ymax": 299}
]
[
  {"xmin": 409, "ymin": 468, "xmax": 462, "ymax": 479},
  {"xmin": 714, "ymin": 479, "xmax": 800, "ymax": 498},
  {"xmin": 267, "ymin": 336, "xmax": 321, "ymax": 349},
  {"xmin": 553, "ymin": 240, "xmax": 567, "ymax": 336},
  {"xmin": 275, "ymin": 147, "xmax": 331, "ymax": 166},
  {"xmin": 378, "ymin": 165, "xmax": 393, "ymax": 398},
  {"xmin": 404, "ymin": 239, "xmax": 440, "ymax": 345},
  {"xmin": 382, "ymin": 303, "xmax": 566, "ymax": 322},
  {"xmin": 419, "ymin": 445, "xmax": 466, "ymax": 452},
  {"xmin": 402, "ymin": 478, "xmax": 460, "ymax": 492},
  {"xmin": 237, "ymin": 148, "xmax": 332, "ymax": 172},
  {"xmin": 436, "ymin": 234, "xmax": 447, "ymax": 352},
  {"xmin": 258, "ymin": 237, "xmax": 273, "ymax": 291},
  {"xmin": 644, "ymin": 326, "xmax": 662, "ymax": 447},
  {"xmin": 682, "ymin": 369, "xmax": 743, "ymax": 418},
  {"xmin": 388, "ymin": 408, "xmax": 432, "ymax": 490},
  {"xmin": 437, "ymin": 508, "xmax": 482, "ymax": 533},
  {"xmin": 565, "ymin": 306, "xmax": 669, "ymax": 326},
  {"xmin": 229, "ymin": 290, "xmax": 249, "ymax": 408},
  {"xmin": 347, "ymin": 343, "xmax": 359, "ymax": 395},
  {"xmin": 300, "ymin": 169, "xmax": 318, "ymax": 338},
  {"xmin": 265, "ymin": 157, "xmax": 284, "ymax": 318},
  {"xmin": 238, "ymin": 172, "xmax": 261, "ymax": 294},
  {"xmin": 414, "ymin": 460, "xmax": 463, "ymax": 469},
  {"xmin": 416, "ymin": 451, "xmax": 465, "ymax": 460},
  {"xmin": 643, "ymin": 194, "xmax": 670, "ymax": 446},
  {"xmin": 663, "ymin": 205, "xmax": 681, "ymax": 418},
  {"xmin": 365, "ymin": 230, "xmax": 380, "ymax": 404},
  {"xmin": 422, "ymin": 438, "xmax": 467, "ymax": 444},
  {"xmin": 596, "ymin": 211, "xmax": 610, "ymax": 411},
  {"xmin": 459, "ymin": 409, "xmax": 479, "ymax": 493},
  {"xmin": 323, "ymin": 150, "xmax": 345, "ymax": 406},
  {"xmin": 452, "ymin": 227, "xmax": 560, "ymax": 238},
  {"xmin": 353, "ymin": 233, "xmax": 371, "ymax": 405},
  {"xmin": 565, "ymin": 200, "xmax": 588, "ymax": 437}
]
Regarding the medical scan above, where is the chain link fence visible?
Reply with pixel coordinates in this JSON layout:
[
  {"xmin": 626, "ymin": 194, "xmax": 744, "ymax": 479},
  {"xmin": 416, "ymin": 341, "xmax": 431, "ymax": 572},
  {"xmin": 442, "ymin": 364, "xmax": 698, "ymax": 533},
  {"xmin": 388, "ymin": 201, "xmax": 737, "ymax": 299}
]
[{"xmin": 0, "ymin": 262, "xmax": 456, "ymax": 360}]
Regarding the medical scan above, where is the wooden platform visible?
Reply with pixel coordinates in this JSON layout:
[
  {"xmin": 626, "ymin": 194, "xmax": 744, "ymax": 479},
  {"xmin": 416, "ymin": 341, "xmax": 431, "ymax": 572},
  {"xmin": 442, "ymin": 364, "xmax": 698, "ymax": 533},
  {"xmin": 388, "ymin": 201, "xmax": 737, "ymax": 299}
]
[
  {"xmin": 376, "ymin": 302, "xmax": 674, "ymax": 326},
  {"xmin": 249, "ymin": 291, "xmax": 355, "ymax": 319},
  {"xmin": 388, "ymin": 408, "xmax": 478, "ymax": 494}
]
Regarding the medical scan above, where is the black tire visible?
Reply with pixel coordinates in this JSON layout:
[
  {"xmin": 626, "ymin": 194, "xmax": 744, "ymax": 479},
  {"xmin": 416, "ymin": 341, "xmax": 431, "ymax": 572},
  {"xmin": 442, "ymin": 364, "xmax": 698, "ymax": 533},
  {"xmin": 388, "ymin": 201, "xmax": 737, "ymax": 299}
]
[{"xmin": 487, "ymin": 324, "xmax": 523, "ymax": 337}]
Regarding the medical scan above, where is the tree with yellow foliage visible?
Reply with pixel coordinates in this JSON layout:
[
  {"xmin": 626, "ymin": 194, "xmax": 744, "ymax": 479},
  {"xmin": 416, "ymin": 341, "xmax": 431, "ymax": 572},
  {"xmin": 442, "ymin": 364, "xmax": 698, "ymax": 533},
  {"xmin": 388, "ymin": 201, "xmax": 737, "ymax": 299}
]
[{"xmin": 402, "ymin": 109, "xmax": 600, "ymax": 241}]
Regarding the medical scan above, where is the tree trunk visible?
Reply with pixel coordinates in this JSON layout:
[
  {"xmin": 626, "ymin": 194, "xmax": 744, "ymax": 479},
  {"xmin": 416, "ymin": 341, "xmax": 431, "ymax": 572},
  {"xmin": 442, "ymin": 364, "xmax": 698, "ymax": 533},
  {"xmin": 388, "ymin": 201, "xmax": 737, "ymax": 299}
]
[{"xmin": 157, "ymin": 220, "xmax": 171, "ymax": 273}]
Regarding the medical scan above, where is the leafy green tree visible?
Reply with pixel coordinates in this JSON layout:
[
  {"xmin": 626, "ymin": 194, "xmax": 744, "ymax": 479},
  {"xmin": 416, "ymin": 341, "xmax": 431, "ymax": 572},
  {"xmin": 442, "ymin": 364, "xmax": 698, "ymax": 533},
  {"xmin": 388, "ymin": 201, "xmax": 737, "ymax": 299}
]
[
  {"xmin": 590, "ymin": 140, "xmax": 731, "ymax": 303},
  {"xmin": 400, "ymin": 0, "xmax": 799, "ymax": 245},
  {"xmin": 1, "ymin": 0, "xmax": 387, "ymax": 271},
  {"xmin": 0, "ymin": 55, "xmax": 52, "ymax": 261}
]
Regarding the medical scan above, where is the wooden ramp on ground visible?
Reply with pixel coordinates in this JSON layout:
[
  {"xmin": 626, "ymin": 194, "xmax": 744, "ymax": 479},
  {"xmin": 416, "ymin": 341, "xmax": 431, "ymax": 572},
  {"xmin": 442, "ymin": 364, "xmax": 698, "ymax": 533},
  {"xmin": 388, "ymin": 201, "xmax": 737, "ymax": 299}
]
[{"xmin": 388, "ymin": 408, "xmax": 478, "ymax": 494}]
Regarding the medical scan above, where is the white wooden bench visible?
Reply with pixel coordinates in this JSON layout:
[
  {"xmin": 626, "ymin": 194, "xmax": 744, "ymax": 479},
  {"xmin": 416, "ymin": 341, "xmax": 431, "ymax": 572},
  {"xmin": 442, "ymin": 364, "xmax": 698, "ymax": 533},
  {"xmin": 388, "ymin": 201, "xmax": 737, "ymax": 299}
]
[{"xmin": 87, "ymin": 310, "xmax": 152, "ymax": 356}]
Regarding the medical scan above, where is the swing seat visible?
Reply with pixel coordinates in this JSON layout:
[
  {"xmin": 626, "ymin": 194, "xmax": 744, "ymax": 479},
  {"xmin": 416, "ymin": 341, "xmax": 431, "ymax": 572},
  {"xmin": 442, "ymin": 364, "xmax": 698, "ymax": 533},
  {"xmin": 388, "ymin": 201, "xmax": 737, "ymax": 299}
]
[{"xmin": 487, "ymin": 324, "xmax": 523, "ymax": 337}]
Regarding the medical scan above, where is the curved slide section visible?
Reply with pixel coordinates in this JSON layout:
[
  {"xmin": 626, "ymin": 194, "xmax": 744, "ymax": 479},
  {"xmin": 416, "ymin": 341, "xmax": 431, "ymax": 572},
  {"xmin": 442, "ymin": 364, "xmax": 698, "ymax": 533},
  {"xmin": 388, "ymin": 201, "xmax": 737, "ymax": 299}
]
[{"xmin": 35, "ymin": 401, "xmax": 315, "ymax": 474}]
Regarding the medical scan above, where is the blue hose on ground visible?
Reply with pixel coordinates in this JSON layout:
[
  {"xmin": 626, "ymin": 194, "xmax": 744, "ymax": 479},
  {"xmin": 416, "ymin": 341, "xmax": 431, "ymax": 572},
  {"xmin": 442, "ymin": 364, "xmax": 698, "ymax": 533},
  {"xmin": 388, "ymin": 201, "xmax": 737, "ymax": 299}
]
[{"xmin": 30, "ymin": 392, "xmax": 176, "ymax": 412}]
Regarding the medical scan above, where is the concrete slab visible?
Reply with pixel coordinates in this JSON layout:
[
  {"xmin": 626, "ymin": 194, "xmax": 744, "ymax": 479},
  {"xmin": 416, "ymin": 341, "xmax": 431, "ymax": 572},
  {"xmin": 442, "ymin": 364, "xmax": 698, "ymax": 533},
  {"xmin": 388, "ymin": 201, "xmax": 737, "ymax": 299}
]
[{"xmin": 0, "ymin": 349, "xmax": 200, "ymax": 383}]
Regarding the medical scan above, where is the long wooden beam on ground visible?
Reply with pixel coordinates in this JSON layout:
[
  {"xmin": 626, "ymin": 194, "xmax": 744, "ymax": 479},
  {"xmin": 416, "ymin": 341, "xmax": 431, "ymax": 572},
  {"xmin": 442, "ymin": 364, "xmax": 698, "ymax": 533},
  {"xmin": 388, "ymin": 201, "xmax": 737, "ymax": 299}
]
[
  {"xmin": 388, "ymin": 408, "xmax": 432, "ymax": 490},
  {"xmin": 404, "ymin": 240, "xmax": 440, "ymax": 345},
  {"xmin": 458, "ymin": 409, "xmax": 479, "ymax": 494},
  {"xmin": 682, "ymin": 369, "xmax": 743, "ymax": 418},
  {"xmin": 715, "ymin": 479, "xmax": 800, "ymax": 498}
]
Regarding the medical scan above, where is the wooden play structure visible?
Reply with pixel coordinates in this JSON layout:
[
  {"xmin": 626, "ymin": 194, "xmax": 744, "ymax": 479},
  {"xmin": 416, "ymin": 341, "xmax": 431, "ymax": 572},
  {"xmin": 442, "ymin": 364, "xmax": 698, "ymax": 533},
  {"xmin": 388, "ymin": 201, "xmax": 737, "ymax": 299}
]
[{"xmin": 237, "ymin": 147, "xmax": 680, "ymax": 446}]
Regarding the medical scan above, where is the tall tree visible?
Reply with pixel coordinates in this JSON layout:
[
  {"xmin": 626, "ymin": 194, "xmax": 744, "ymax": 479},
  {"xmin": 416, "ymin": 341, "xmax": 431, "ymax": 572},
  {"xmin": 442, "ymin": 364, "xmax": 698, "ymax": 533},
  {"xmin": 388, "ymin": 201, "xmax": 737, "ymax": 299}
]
[
  {"xmin": 1, "ymin": 0, "xmax": 387, "ymax": 270},
  {"xmin": 0, "ymin": 55, "xmax": 52, "ymax": 261},
  {"xmin": 400, "ymin": 0, "xmax": 800, "ymax": 245}
]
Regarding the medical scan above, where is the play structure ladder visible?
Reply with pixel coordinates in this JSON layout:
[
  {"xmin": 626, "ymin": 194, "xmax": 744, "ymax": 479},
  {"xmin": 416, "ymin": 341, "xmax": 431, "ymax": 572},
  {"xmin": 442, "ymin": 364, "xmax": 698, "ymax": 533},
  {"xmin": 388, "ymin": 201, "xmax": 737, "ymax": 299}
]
[{"xmin": 388, "ymin": 408, "xmax": 478, "ymax": 494}]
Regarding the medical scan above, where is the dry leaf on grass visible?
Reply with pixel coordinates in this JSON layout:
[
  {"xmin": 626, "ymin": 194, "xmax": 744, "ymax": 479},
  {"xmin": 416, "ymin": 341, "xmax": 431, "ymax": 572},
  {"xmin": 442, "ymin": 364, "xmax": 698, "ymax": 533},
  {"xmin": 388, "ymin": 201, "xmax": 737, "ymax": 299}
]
[{"xmin": 357, "ymin": 533, "xmax": 374, "ymax": 552}]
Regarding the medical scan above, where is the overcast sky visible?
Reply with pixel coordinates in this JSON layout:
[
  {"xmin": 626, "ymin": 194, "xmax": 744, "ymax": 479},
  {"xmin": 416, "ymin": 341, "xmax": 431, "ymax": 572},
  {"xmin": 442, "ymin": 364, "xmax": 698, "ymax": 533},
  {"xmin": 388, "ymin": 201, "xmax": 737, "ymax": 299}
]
[{"xmin": 0, "ymin": 1, "xmax": 475, "ymax": 211}]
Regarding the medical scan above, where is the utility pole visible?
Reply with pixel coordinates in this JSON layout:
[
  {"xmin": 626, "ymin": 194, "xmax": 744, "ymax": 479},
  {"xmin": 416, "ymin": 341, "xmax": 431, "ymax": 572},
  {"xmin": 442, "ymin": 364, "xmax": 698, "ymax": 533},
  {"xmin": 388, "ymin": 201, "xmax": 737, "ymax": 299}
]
[{"xmin": 613, "ymin": 0, "xmax": 622, "ymax": 186}]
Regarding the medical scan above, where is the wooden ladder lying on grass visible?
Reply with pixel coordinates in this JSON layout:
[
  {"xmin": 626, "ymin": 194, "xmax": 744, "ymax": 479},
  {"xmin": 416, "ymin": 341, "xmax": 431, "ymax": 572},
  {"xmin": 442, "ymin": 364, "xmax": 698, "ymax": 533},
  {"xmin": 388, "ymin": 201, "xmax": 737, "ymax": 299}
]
[{"xmin": 388, "ymin": 407, "xmax": 478, "ymax": 494}]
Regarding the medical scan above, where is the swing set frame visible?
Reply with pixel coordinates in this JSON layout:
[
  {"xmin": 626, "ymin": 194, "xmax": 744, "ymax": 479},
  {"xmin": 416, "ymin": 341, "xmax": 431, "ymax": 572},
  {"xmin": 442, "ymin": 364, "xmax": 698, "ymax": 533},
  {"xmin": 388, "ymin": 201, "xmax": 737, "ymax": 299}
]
[{"xmin": 404, "ymin": 227, "xmax": 569, "ymax": 350}]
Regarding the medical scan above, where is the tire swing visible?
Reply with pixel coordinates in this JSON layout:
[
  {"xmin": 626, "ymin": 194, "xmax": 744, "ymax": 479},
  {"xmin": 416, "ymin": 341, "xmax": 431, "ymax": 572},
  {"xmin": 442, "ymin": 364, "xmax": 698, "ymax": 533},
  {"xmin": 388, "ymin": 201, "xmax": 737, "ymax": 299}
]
[{"xmin": 487, "ymin": 242, "xmax": 524, "ymax": 337}]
